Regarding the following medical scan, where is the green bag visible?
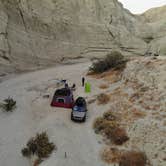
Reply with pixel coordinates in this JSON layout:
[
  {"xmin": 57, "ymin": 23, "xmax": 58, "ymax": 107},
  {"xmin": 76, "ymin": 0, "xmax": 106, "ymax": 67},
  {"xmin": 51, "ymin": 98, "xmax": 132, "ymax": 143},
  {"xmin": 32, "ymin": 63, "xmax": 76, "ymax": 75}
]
[{"xmin": 85, "ymin": 82, "xmax": 91, "ymax": 93}]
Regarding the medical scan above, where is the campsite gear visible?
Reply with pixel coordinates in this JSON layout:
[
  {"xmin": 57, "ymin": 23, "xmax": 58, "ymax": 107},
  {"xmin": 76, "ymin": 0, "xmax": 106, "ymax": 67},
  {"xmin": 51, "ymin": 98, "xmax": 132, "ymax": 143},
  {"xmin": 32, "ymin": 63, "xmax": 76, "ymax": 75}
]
[
  {"xmin": 72, "ymin": 84, "xmax": 76, "ymax": 89},
  {"xmin": 71, "ymin": 97, "xmax": 87, "ymax": 122},
  {"xmin": 51, "ymin": 88, "xmax": 74, "ymax": 108},
  {"xmin": 61, "ymin": 80, "xmax": 67, "ymax": 84},
  {"xmin": 56, "ymin": 79, "xmax": 66, "ymax": 87},
  {"xmin": 65, "ymin": 83, "xmax": 69, "ymax": 88},
  {"xmin": 71, "ymin": 83, "xmax": 76, "ymax": 91},
  {"xmin": 82, "ymin": 77, "xmax": 85, "ymax": 87},
  {"xmin": 85, "ymin": 82, "xmax": 91, "ymax": 93}
]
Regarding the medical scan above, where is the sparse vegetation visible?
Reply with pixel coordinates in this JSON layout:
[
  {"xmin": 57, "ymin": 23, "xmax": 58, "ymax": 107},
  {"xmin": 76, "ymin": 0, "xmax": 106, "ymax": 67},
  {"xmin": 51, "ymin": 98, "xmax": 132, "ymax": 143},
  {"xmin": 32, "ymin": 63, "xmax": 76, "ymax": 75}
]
[
  {"xmin": 89, "ymin": 51, "xmax": 127, "ymax": 74},
  {"xmin": 101, "ymin": 147, "xmax": 121, "ymax": 163},
  {"xmin": 105, "ymin": 126, "xmax": 129, "ymax": 145},
  {"xmin": 0, "ymin": 97, "xmax": 16, "ymax": 112},
  {"xmin": 101, "ymin": 148, "xmax": 147, "ymax": 166},
  {"xmin": 90, "ymin": 60, "xmax": 109, "ymax": 73},
  {"xmin": 93, "ymin": 111, "xmax": 129, "ymax": 145},
  {"xmin": 97, "ymin": 93, "xmax": 110, "ymax": 105},
  {"xmin": 99, "ymin": 84, "xmax": 109, "ymax": 89},
  {"xmin": 119, "ymin": 151, "xmax": 147, "ymax": 166},
  {"xmin": 21, "ymin": 147, "xmax": 31, "ymax": 157},
  {"xmin": 103, "ymin": 111, "xmax": 117, "ymax": 121},
  {"xmin": 21, "ymin": 132, "xmax": 56, "ymax": 162},
  {"xmin": 93, "ymin": 117, "xmax": 117, "ymax": 134}
]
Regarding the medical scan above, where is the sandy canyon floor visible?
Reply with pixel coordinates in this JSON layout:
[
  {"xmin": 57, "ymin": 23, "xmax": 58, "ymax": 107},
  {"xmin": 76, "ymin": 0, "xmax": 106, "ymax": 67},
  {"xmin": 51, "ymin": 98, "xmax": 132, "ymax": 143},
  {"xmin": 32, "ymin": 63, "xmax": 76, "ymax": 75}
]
[{"xmin": 0, "ymin": 57, "xmax": 166, "ymax": 166}]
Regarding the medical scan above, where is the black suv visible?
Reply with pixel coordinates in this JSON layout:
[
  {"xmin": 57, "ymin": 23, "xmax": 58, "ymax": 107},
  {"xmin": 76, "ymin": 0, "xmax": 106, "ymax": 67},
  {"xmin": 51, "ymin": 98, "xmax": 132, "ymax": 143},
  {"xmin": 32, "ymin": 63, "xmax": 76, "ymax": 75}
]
[{"xmin": 71, "ymin": 97, "xmax": 87, "ymax": 122}]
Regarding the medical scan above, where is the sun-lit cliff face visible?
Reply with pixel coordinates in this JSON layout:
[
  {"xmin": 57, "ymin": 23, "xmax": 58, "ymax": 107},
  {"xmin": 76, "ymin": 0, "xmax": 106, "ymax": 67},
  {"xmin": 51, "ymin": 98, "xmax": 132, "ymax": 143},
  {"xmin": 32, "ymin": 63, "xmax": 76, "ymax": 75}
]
[
  {"xmin": 141, "ymin": 5, "xmax": 166, "ymax": 56},
  {"xmin": 142, "ymin": 5, "xmax": 166, "ymax": 22},
  {"xmin": 0, "ymin": 0, "xmax": 164, "ymax": 75}
]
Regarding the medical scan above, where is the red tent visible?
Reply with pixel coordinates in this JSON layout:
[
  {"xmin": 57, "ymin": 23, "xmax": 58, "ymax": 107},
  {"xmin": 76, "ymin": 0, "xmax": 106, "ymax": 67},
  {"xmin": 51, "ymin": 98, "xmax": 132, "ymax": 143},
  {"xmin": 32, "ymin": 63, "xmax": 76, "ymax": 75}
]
[{"xmin": 51, "ymin": 88, "xmax": 74, "ymax": 108}]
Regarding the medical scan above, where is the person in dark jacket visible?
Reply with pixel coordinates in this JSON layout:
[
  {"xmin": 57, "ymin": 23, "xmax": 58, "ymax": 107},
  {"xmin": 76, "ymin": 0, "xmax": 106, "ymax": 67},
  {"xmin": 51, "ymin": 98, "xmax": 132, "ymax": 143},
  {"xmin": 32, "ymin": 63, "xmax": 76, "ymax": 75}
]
[{"xmin": 82, "ymin": 77, "xmax": 85, "ymax": 87}]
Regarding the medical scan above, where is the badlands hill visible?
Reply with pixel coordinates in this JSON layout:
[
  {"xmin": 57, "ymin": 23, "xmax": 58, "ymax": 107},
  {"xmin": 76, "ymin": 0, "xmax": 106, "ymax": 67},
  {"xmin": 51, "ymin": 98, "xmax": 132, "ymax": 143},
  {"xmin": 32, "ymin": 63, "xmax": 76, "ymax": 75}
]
[
  {"xmin": 142, "ymin": 5, "xmax": 166, "ymax": 22},
  {"xmin": 0, "ymin": 1, "xmax": 166, "ymax": 166},
  {"xmin": 141, "ymin": 5, "xmax": 166, "ymax": 57},
  {"xmin": 0, "ymin": 0, "xmax": 151, "ymax": 76}
]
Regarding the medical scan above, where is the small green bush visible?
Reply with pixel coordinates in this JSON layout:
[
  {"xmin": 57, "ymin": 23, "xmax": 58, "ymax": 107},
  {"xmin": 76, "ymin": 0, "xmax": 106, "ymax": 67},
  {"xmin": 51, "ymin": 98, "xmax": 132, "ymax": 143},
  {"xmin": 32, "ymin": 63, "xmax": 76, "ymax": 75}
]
[
  {"xmin": 89, "ymin": 60, "xmax": 109, "ymax": 73},
  {"xmin": 21, "ymin": 132, "xmax": 56, "ymax": 161},
  {"xmin": 106, "ymin": 51, "xmax": 126, "ymax": 69},
  {"xmin": 89, "ymin": 51, "xmax": 127, "ymax": 73},
  {"xmin": 0, "ymin": 97, "xmax": 16, "ymax": 112}
]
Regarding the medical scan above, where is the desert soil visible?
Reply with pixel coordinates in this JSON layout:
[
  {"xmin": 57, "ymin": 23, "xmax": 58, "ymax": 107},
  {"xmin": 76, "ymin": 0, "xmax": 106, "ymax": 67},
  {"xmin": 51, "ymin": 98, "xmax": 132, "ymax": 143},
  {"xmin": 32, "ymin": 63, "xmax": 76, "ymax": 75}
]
[
  {"xmin": 0, "ymin": 57, "xmax": 166, "ymax": 166},
  {"xmin": 0, "ymin": 62, "xmax": 109, "ymax": 166}
]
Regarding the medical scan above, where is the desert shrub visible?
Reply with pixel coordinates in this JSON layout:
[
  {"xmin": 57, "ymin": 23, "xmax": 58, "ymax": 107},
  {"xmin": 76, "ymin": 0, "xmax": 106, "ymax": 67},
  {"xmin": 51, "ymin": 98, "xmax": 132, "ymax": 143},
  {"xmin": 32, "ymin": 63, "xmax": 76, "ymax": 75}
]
[
  {"xmin": 108, "ymin": 127, "xmax": 129, "ymax": 145},
  {"xmin": 89, "ymin": 60, "xmax": 109, "ymax": 73},
  {"xmin": 93, "ymin": 117, "xmax": 117, "ymax": 134},
  {"xmin": 106, "ymin": 51, "xmax": 127, "ymax": 70},
  {"xmin": 101, "ymin": 147, "xmax": 121, "ymax": 164},
  {"xmin": 93, "ymin": 117, "xmax": 107, "ymax": 133},
  {"xmin": 93, "ymin": 117, "xmax": 128, "ymax": 145},
  {"xmin": 21, "ymin": 132, "xmax": 56, "ymax": 161},
  {"xmin": 102, "ymin": 149, "xmax": 147, "ymax": 166},
  {"xmin": 89, "ymin": 51, "xmax": 127, "ymax": 73},
  {"xmin": 21, "ymin": 148, "xmax": 31, "ymax": 157},
  {"xmin": 94, "ymin": 107, "xmax": 129, "ymax": 145},
  {"xmin": 99, "ymin": 84, "xmax": 109, "ymax": 89},
  {"xmin": 119, "ymin": 151, "xmax": 147, "ymax": 166},
  {"xmin": 0, "ymin": 97, "xmax": 16, "ymax": 112},
  {"xmin": 103, "ymin": 111, "xmax": 117, "ymax": 121},
  {"xmin": 97, "ymin": 93, "xmax": 110, "ymax": 105}
]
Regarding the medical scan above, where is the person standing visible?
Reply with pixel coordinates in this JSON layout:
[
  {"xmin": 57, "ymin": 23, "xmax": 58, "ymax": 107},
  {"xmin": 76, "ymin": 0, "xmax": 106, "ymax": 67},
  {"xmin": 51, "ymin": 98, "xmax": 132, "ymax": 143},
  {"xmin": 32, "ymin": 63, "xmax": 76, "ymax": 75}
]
[
  {"xmin": 82, "ymin": 77, "xmax": 85, "ymax": 87},
  {"xmin": 65, "ymin": 82, "xmax": 69, "ymax": 88}
]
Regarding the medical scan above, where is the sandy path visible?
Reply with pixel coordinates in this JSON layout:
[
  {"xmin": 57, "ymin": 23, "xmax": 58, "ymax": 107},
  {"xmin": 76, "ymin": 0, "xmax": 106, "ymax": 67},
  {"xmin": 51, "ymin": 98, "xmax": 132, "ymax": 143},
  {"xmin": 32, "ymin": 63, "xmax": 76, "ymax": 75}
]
[{"xmin": 0, "ymin": 62, "xmax": 108, "ymax": 166}]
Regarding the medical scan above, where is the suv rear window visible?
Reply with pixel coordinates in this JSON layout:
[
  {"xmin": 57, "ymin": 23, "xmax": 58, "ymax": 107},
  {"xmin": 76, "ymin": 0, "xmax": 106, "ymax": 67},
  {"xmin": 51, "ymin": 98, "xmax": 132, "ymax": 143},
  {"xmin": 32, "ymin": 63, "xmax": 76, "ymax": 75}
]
[{"xmin": 75, "ymin": 98, "xmax": 85, "ymax": 107}]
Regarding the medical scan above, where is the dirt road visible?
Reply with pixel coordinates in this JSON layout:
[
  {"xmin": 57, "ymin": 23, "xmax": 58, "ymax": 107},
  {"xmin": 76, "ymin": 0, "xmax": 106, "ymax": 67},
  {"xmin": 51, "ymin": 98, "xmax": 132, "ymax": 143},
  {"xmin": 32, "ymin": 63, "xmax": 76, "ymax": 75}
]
[{"xmin": 0, "ymin": 62, "xmax": 107, "ymax": 166}]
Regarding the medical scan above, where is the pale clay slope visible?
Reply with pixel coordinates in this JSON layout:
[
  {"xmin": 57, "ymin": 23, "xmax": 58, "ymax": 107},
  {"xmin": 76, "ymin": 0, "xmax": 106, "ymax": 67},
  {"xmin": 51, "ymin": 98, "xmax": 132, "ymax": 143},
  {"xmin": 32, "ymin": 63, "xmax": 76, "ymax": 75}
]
[
  {"xmin": 141, "ymin": 5, "xmax": 166, "ymax": 56},
  {"xmin": 0, "ymin": 0, "xmax": 166, "ymax": 77},
  {"xmin": 142, "ymin": 5, "xmax": 166, "ymax": 23},
  {"xmin": 0, "ymin": 57, "xmax": 166, "ymax": 166},
  {"xmin": 0, "ymin": 0, "xmax": 153, "ymax": 75},
  {"xmin": 123, "ymin": 57, "xmax": 166, "ymax": 166}
]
